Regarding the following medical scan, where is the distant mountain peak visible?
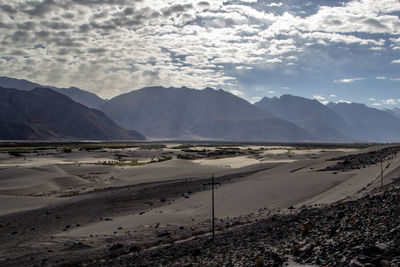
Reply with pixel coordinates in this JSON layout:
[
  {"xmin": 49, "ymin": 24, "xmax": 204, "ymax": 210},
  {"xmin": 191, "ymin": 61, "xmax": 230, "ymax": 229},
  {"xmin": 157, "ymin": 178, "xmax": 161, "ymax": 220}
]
[
  {"xmin": 100, "ymin": 85, "xmax": 313, "ymax": 142},
  {"xmin": 0, "ymin": 76, "xmax": 105, "ymax": 109},
  {"xmin": 329, "ymin": 101, "xmax": 400, "ymax": 142},
  {"xmin": 255, "ymin": 94, "xmax": 352, "ymax": 142},
  {"xmin": 0, "ymin": 87, "xmax": 145, "ymax": 140},
  {"xmin": 203, "ymin": 87, "xmax": 215, "ymax": 92}
]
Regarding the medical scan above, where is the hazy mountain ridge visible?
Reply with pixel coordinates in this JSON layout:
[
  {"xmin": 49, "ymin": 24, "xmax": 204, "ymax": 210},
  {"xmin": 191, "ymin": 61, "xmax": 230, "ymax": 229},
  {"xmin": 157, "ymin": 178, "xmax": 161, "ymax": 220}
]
[
  {"xmin": 100, "ymin": 86, "xmax": 315, "ymax": 142},
  {"xmin": 2, "ymin": 75, "xmax": 400, "ymax": 142},
  {"xmin": 0, "ymin": 76, "xmax": 105, "ymax": 109},
  {"xmin": 254, "ymin": 95, "xmax": 353, "ymax": 142},
  {"xmin": 328, "ymin": 102, "xmax": 400, "ymax": 143},
  {"xmin": 0, "ymin": 87, "xmax": 145, "ymax": 140},
  {"xmin": 384, "ymin": 107, "xmax": 400, "ymax": 119}
]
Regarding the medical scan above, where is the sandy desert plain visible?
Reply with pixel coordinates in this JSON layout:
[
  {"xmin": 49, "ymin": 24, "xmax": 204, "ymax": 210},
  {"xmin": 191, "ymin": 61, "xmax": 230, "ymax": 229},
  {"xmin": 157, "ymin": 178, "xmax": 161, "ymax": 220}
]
[{"xmin": 0, "ymin": 141, "xmax": 400, "ymax": 266}]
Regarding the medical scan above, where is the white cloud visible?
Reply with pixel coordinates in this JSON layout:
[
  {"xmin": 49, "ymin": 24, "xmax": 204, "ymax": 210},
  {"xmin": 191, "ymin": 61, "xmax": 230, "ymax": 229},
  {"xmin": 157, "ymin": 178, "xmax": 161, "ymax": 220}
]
[
  {"xmin": 392, "ymin": 59, "xmax": 400, "ymax": 64},
  {"xmin": 320, "ymin": 100, "xmax": 329, "ymax": 105},
  {"xmin": 265, "ymin": 58, "xmax": 282, "ymax": 63},
  {"xmin": 313, "ymin": 95, "xmax": 325, "ymax": 100},
  {"xmin": 235, "ymin": 65, "xmax": 253, "ymax": 70},
  {"xmin": 267, "ymin": 3, "xmax": 283, "ymax": 7},
  {"xmin": 383, "ymin": 99, "xmax": 397, "ymax": 105},
  {"xmin": 375, "ymin": 76, "xmax": 400, "ymax": 81},
  {"xmin": 370, "ymin": 46, "xmax": 384, "ymax": 51},
  {"xmin": 230, "ymin": 89, "xmax": 245, "ymax": 97},
  {"xmin": 333, "ymin": 77, "xmax": 364, "ymax": 83},
  {"xmin": 249, "ymin": 96, "xmax": 262, "ymax": 103},
  {"xmin": 373, "ymin": 103, "xmax": 382, "ymax": 106},
  {"xmin": 330, "ymin": 94, "xmax": 337, "ymax": 98},
  {"xmin": 337, "ymin": 100, "xmax": 352, "ymax": 104},
  {"xmin": 369, "ymin": 98, "xmax": 376, "ymax": 101},
  {"xmin": 1, "ymin": 0, "xmax": 400, "ymax": 98},
  {"xmin": 268, "ymin": 90, "xmax": 275, "ymax": 94}
]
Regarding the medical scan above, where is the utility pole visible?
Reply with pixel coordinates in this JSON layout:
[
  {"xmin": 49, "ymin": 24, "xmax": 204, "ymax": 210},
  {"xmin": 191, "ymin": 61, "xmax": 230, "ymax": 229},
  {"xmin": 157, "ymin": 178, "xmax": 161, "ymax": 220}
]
[
  {"xmin": 211, "ymin": 173, "xmax": 215, "ymax": 239},
  {"xmin": 381, "ymin": 157, "xmax": 384, "ymax": 188},
  {"xmin": 204, "ymin": 173, "xmax": 219, "ymax": 239}
]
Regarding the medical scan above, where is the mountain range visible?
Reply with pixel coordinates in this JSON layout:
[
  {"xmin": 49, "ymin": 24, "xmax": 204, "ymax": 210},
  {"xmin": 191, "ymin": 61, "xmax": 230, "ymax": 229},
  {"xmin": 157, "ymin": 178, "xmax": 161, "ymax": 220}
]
[
  {"xmin": 328, "ymin": 102, "xmax": 400, "ymax": 143},
  {"xmin": 0, "ymin": 87, "xmax": 144, "ymax": 140},
  {"xmin": 1, "ymin": 76, "xmax": 400, "ymax": 143},
  {"xmin": 254, "ymin": 95, "xmax": 352, "ymax": 142},
  {"xmin": 100, "ymin": 86, "xmax": 313, "ymax": 142},
  {"xmin": 0, "ymin": 76, "xmax": 105, "ymax": 109}
]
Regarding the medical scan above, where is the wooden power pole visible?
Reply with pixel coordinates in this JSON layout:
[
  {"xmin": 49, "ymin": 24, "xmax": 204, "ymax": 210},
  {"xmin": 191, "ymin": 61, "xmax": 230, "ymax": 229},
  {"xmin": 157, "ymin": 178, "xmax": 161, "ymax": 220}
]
[
  {"xmin": 381, "ymin": 158, "xmax": 384, "ymax": 188},
  {"xmin": 211, "ymin": 173, "xmax": 215, "ymax": 239},
  {"xmin": 205, "ymin": 173, "xmax": 219, "ymax": 239}
]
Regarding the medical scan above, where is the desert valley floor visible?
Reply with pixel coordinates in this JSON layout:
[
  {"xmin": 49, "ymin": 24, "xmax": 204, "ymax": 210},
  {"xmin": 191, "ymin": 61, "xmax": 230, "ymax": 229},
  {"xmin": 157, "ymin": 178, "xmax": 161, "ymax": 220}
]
[{"xmin": 0, "ymin": 142, "xmax": 400, "ymax": 266}]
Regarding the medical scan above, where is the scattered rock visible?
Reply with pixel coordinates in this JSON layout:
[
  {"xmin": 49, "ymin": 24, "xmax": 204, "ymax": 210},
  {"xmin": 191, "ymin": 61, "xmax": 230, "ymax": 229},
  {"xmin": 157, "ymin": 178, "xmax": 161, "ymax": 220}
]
[
  {"xmin": 109, "ymin": 243, "xmax": 124, "ymax": 251},
  {"xmin": 302, "ymin": 221, "xmax": 313, "ymax": 235}
]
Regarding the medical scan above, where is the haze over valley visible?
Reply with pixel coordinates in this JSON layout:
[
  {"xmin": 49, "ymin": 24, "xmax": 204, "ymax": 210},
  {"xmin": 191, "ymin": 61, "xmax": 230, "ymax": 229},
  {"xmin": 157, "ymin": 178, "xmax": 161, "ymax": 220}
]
[{"xmin": 2, "ymin": 76, "xmax": 400, "ymax": 143}]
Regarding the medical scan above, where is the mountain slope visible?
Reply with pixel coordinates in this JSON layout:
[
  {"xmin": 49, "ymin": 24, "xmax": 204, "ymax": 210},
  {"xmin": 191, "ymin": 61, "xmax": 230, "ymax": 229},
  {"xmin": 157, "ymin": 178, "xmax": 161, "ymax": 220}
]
[
  {"xmin": 254, "ymin": 95, "xmax": 352, "ymax": 142},
  {"xmin": 328, "ymin": 102, "xmax": 400, "ymax": 142},
  {"xmin": 56, "ymin": 87, "xmax": 105, "ymax": 109},
  {"xmin": 100, "ymin": 86, "xmax": 314, "ymax": 142},
  {"xmin": 0, "ymin": 87, "xmax": 145, "ymax": 140},
  {"xmin": 0, "ymin": 76, "xmax": 105, "ymax": 109},
  {"xmin": 384, "ymin": 107, "xmax": 400, "ymax": 119}
]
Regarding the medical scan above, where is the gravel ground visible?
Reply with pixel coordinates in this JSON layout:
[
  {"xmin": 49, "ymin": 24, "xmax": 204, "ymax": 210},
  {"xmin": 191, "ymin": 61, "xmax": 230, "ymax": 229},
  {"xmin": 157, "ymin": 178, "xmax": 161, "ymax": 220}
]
[{"xmin": 88, "ymin": 180, "xmax": 400, "ymax": 267}]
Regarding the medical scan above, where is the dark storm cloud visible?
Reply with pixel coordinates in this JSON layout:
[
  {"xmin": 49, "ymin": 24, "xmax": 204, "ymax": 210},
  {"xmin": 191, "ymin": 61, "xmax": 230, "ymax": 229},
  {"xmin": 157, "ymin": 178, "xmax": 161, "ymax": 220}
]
[
  {"xmin": 0, "ymin": 4, "xmax": 17, "ymax": 15},
  {"xmin": 41, "ymin": 21, "xmax": 73, "ymax": 30},
  {"xmin": 21, "ymin": 0, "xmax": 57, "ymax": 17},
  {"xmin": 55, "ymin": 58, "xmax": 68, "ymax": 63},
  {"xmin": 35, "ymin": 30, "xmax": 51, "ymax": 38},
  {"xmin": 143, "ymin": 70, "xmax": 160, "ymax": 78},
  {"xmin": 364, "ymin": 18, "xmax": 388, "ymax": 29},
  {"xmin": 71, "ymin": 0, "xmax": 126, "ymax": 6},
  {"xmin": 198, "ymin": 2, "xmax": 210, "ymax": 8},
  {"xmin": 150, "ymin": 11, "xmax": 161, "ymax": 19},
  {"xmin": 87, "ymin": 48, "xmax": 107, "ymax": 53},
  {"xmin": 124, "ymin": 7, "xmax": 134, "ymax": 15},
  {"xmin": 17, "ymin": 21, "xmax": 36, "ymax": 30},
  {"xmin": 92, "ymin": 10, "xmax": 109, "ymax": 19},
  {"xmin": 90, "ymin": 21, "xmax": 117, "ymax": 31},
  {"xmin": 11, "ymin": 31, "xmax": 30, "ymax": 43},
  {"xmin": 57, "ymin": 48, "xmax": 70, "ymax": 55},
  {"xmin": 162, "ymin": 4, "xmax": 193, "ymax": 17},
  {"xmin": 78, "ymin": 24, "xmax": 91, "ymax": 33},
  {"xmin": 62, "ymin": 13, "xmax": 75, "ymax": 19},
  {"xmin": 110, "ymin": 15, "xmax": 142, "ymax": 27},
  {"xmin": 88, "ymin": 7, "xmax": 158, "ymax": 31},
  {"xmin": 0, "ymin": 22, "xmax": 13, "ymax": 29},
  {"xmin": 10, "ymin": 49, "xmax": 25, "ymax": 56},
  {"xmin": 323, "ymin": 16, "xmax": 343, "ymax": 26},
  {"xmin": 52, "ymin": 37, "xmax": 81, "ymax": 47}
]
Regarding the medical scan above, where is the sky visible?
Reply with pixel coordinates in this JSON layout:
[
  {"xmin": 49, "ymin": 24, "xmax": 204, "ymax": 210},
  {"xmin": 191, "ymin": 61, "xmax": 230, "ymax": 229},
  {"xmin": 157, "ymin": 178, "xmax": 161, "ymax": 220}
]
[{"xmin": 0, "ymin": 0, "xmax": 400, "ymax": 108}]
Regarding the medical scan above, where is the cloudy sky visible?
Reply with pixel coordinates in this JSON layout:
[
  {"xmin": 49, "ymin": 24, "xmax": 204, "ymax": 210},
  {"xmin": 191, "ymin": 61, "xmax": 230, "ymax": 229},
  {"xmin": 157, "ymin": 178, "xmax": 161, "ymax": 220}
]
[{"xmin": 1, "ymin": 0, "xmax": 400, "ymax": 107}]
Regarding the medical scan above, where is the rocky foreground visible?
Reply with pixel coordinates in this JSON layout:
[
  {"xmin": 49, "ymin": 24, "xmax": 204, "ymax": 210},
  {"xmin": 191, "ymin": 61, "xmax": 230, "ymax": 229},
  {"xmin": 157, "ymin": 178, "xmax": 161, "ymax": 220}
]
[{"xmin": 88, "ymin": 180, "xmax": 400, "ymax": 267}]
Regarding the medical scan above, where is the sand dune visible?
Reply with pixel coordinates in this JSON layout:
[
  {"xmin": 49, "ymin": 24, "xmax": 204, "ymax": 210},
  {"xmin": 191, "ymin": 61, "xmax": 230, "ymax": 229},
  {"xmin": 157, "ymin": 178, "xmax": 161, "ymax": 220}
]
[
  {"xmin": 0, "ymin": 165, "xmax": 87, "ymax": 196},
  {"xmin": 3, "ymin": 144, "xmax": 397, "ymax": 241},
  {"xmin": 62, "ymin": 148, "xmax": 400, "ymax": 238},
  {"xmin": 192, "ymin": 155, "xmax": 295, "ymax": 168},
  {"xmin": 0, "ymin": 194, "xmax": 62, "ymax": 215}
]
